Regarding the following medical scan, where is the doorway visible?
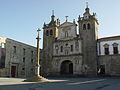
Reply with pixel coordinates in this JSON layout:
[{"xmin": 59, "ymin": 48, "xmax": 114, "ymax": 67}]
[
  {"xmin": 11, "ymin": 66, "xmax": 16, "ymax": 77},
  {"xmin": 60, "ymin": 60, "xmax": 73, "ymax": 75}
]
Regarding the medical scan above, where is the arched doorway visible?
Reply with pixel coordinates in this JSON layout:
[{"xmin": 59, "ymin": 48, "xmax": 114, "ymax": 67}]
[{"xmin": 60, "ymin": 60, "xmax": 73, "ymax": 75}]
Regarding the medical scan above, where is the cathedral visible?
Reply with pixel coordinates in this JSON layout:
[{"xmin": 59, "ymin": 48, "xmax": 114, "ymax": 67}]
[
  {"xmin": 0, "ymin": 5, "xmax": 120, "ymax": 78},
  {"xmin": 41, "ymin": 5, "xmax": 120, "ymax": 77}
]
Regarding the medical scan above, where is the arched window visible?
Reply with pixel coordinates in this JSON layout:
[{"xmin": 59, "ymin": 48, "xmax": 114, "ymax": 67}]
[
  {"xmin": 46, "ymin": 30, "xmax": 49, "ymax": 36},
  {"xmin": 50, "ymin": 29, "xmax": 53, "ymax": 35},
  {"xmin": 83, "ymin": 24, "xmax": 86, "ymax": 30},
  {"xmin": 87, "ymin": 23, "xmax": 90, "ymax": 29}
]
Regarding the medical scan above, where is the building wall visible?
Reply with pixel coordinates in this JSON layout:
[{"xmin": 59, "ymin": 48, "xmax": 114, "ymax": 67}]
[
  {"xmin": 98, "ymin": 39, "xmax": 120, "ymax": 76},
  {"xmin": 0, "ymin": 36, "xmax": 37, "ymax": 78},
  {"xmin": 52, "ymin": 55, "xmax": 83, "ymax": 76},
  {"xmin": 98, "ymin": 55, "xmax": 120, "ymax": 76},
  {"xmin": 53, "ymin": 39, "xmax": 82, "ymax": 56},
  {"xmin": 97, "ymin": 40, "xmax": 120, "ymax": 55}
]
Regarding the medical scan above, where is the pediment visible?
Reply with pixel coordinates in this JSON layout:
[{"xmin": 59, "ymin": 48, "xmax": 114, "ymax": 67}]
[{"xmin": 59, "ymin": 22, "xmax": 75, "ymax": 28}]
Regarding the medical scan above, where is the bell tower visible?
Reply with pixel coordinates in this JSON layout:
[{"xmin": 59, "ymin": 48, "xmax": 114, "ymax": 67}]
[
  {"xmin": 42, "ymin": 10, "xmax": 59, "ymax": 76},
  {"xmin": 78, "ymin": 4, "xmax": 99, "ymax": 76}
]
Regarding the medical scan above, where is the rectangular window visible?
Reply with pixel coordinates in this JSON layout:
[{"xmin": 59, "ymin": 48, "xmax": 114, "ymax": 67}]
[
  {"xmin": 23, "ymin": 48, "xmax": 26, "ymax": 55},
  {"xmin": 13, "ymin": 46, "xmax": 16, "ymax": 54},
  {"xmin": 60, "ymin": 46, "xmax": 63, "ymax": 52},
  {"xmin": 113, "ymin": 47, "xmax": 118, "ymax": 54},
  {"xmin": 31, "ymin": 59, "xmax": 33, "ymax": 63},
  {"xmin": 31, "ymin": 51, "xmax": 33, "ymax": 57},
  {"xmin": 23, "ymin": 57, "xmax": 25, "ymax": 63},
  {"xmin": 104, "ymin": 48, "xmax": 109, "ymax": 55},
  {"xmin": 71, "ymin": 45, "xmax": 73, "ymax": 52}
]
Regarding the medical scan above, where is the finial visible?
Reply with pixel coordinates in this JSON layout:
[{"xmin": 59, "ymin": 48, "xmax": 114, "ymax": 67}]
[
  {"xmin": 44, "ymin": 22, "xmax": 46, "ymax": 26},
  {"xmin": 86, "ymin": 2, "xmax": 88, "ymax": 8},
  {"xmin": 52, "ymin": 10, "xmax": 54, "ymax": 16},
  {"xmin": 37, "ymin": 28, "xmax": 41, "ymax": 39},
  {"xmin": 73, "ymin": 19, "xmax": 76, "ymax": 24},
  {"xmin": 65, "ymin": 16, "xmax": 68, "ymax": 22},
  {"xmin": 78, "ymin": 15, "xmax": 81, "ymax": 20}
]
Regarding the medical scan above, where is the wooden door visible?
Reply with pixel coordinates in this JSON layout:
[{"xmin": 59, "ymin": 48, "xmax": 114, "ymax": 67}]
[{"xmin": 11, "ymin": 66, "xmax": 16, "ymax": 77}]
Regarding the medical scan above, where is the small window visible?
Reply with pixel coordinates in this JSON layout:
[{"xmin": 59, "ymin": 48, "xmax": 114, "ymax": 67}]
[
  {"xmin": 23, "ymin": 48, "xmax": 25, "ymax": 55},
  {"xmin": 22, "ymin": 68, "xmax": 25, "ymax": 70},
  {"xmin": 83, "ymin": 24, "xmax": 86, "ymax": 30},
  {"xmin": 31, "ymin": 59, "xmax": 33, "ymax": 63},
  {"xmin": 113, "ymin": 47, "xmax": 118, "ymax": 54},
  {"xmin": 23, "ymin": 57, "xmax": 25, "ymax": 62},
  {"xmin": 31, "ymin": 51, "xmax": 33, "ymax": 57},
  {"xmin": 87, "ymin": 23, "xmax": 90, "ymax": 29},
  {"xmin": 46, "ymin": 30, "xmax": 49, "ymax": 36},
  {"xmin": 55, "ymin": 45, "xmax": 59, "ymax": 54},
  {"xmin": 50, "ymin": 29, "xmax": 53, "ymax": 35},
  {"xmin": 60, "ymin": 46, "xmax": 63, "ymax": 52},
  {"xmin": 112, "ymin": 43, "xmax": 118, "ymax": 54},
  {"xmin": 13, "ymin": 46, "xmax": 16, "ymax": 54},
  {"xmin": 104, "ymin": 48, "xmax": 109, "ymax": 55},
  {"xmin": 71, "ymin": 45, "xmax": 73, "ymax": 52},
  {"xmin": 104, "ymin": 44, "xmax": 109, "ymax": 55}
]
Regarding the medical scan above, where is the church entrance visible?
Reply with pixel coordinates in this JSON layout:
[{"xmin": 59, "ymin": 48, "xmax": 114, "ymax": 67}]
[{"xmin": 60, "ymin": 60, "xmax": 73, "ymax": 75}]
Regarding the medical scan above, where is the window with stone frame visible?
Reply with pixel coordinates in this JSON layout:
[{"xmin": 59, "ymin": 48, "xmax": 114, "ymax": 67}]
[
  {"xmin": 87, "ymin": 23, "xmax": 91, "ymax": 29},
  {"xmin": 13, "ymin": 46, "xmax": 16, "ymax": 54},
  {"xmin": 83, "ymin": 24, "xmax": 86, "ymax": 30},
  {"xmin": 23, "ymin": 48, "xmax": 26, "ymax": 56},
  {"xmin": 23, "ymin": 57, "xmax": 25, "ymax": 63},
  {"xmin": 50, "ymin": 29, "xmax": 53, "ymax": 35},
  {"xmin": 112, "ymin": 43, "xmax": 119, "ymax": 54},
  {"xmin": 46, "ymin": 30, "xmax": 49, "ymax": 36},
  {"xmin": 60, "ymin": 46, "xmax": 63, "ymax": 52},
  {"xmin": 104, "ymin": 44, "xmax": 109, "ymax": 55},
  {"xmin": 31, "ymin": 51, "xmax": 33, "ymax": 57},
  {"xmin": 71, "ymin": 45, "xmax": 73, "ymax": 52},
  {"xmin": 55, "ymin": 45, "xmax": 59, "ymax": 54}
]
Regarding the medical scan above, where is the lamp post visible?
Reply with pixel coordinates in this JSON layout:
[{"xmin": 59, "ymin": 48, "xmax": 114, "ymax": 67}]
[{"xmin": 24, "ymin": 28, "xmax": 47, "ymax": 82}]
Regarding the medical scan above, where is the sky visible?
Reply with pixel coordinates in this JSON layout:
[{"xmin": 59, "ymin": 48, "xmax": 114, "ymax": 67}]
[{"xmin": 0, "ymin": 0, "xmax": 120, "ymax": 48}]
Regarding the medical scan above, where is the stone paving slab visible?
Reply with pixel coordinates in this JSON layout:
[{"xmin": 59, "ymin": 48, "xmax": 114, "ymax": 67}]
[{"xmin": 0, "ymin": 77, "xmax": 120, "ymax": 90}]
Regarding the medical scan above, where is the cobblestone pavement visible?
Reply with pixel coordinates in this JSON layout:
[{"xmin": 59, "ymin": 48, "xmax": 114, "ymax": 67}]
[{"xmin": 0, "ymin": 77, "xmax": 120, "ymax": 90}]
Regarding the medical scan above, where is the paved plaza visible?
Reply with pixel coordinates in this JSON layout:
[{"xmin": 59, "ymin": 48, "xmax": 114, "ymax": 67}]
[{"xmin": 0, "ymin": 77, "xmax": 120, "ymax": 90}]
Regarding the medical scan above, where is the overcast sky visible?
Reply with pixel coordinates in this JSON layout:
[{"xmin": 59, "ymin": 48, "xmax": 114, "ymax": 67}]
[{"xmin": 0, "ymin": 0, "xmax": 120, "ymax": 48}]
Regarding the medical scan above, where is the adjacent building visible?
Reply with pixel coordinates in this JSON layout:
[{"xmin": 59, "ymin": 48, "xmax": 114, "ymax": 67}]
[{"xmin": 0, "ymin": 36, "xmax": 36, "ymax": 77}]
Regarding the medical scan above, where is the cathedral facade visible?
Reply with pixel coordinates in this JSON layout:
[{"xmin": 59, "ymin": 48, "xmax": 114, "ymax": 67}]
[
  {"xmin": 41, "ymin": 6, "xmax": 120, "ymax": 77},
  {"xmin": 41, "ymin": 6, "xmax": 99, "ymax": 76}
]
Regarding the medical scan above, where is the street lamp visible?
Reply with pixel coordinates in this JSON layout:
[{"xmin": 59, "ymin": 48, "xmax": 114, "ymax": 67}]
[{"xmin": 24, "ymin": 28, "xmax": 47, "ymax": 82}]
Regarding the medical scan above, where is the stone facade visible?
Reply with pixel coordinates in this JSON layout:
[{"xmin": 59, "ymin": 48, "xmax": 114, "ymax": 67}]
[
  {"xmin": 42, "ymin": 6, "xmax": 120, "ymax": 77},
  {"xmin": 42, "ymin": 6, "xmax": 99, "ymax": 77},
  {"xmin": 98, "ymin": 36, "xmax": 120, "ymax": 76},
  {"xmin": 0, "ymin": 5, "xmax": 120, "ymax": 78},
  {"xmin": 0, "ymin": 36, "xmax": 37, "ymax": 78}
]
